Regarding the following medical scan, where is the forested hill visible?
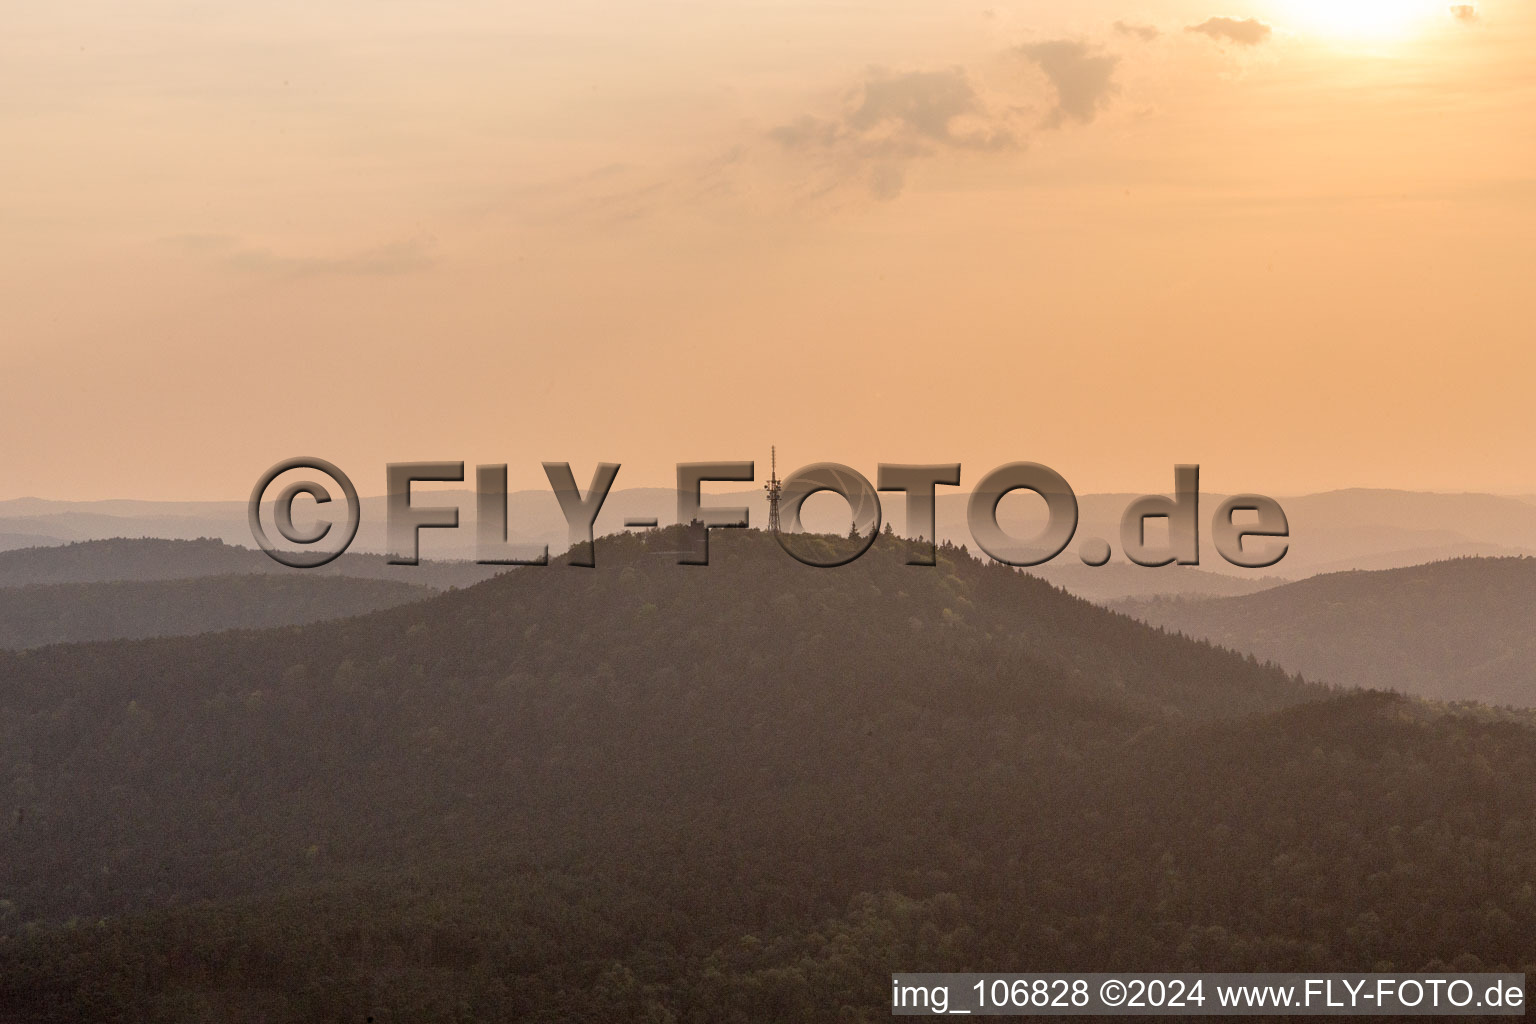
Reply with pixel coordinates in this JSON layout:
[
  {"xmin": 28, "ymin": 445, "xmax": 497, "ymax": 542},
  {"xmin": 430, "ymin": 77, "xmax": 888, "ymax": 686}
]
[
  {"xmin": 0, "ymin": 575, "xmax": 431, "ymax": 650},
  {"xmin": 3, "ymin": 529, "xmax": 1535, "ymax": 1021},
  {"xmin": 0, "ymin": 536, "xmax": 498, "ymax": 590},
  {"xmin": 3, "ymin": 527, "xmax": 1309, "ymax": 919},
  {"xmin": 1024, "ymin": 559, "xmax": 1282, "ymax": 603},
  {"xmin": 1116, "ymin": 556, "xmax": 1536, "ymax": 706}
]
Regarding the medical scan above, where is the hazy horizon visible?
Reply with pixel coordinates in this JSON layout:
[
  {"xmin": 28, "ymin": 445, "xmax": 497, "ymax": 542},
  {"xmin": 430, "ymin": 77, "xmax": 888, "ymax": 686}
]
[{"xmin": 6, "ymin": 481, "xmax": 1536, "ymax": 506}]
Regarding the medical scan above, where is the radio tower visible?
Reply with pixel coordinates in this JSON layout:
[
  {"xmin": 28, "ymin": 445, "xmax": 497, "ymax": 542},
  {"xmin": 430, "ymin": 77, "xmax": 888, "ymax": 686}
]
[{"xmin": 764, "ymin": 446, "xmax": 782, "ymax": 533}]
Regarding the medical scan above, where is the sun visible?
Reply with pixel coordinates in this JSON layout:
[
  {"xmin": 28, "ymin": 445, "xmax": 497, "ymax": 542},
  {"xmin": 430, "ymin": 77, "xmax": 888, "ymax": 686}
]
[{"xmin": 1269, "ymin": 0, "xmax": 1446, "ymax": 41}]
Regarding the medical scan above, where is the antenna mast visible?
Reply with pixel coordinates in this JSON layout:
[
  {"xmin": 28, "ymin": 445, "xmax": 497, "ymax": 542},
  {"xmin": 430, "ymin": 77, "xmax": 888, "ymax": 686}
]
[{"xmin": 765, "ymin": 446, "xmax": 782, "ymax": 533}]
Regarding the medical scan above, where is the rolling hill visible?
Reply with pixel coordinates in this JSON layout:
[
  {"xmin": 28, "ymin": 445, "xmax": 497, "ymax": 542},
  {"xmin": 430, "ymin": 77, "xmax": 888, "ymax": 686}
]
[
  {"xmin": 1116, "ymin": 556, "xmax": 1536, "ymax": 706},
  {"xmin": 0, "ymin": 533, "xmax": 62, "ymax": 554},
  {"xmin": 0, "ymin": 537, "xmax": 498, "ymax": 591},
  {"xmin": 1023, "ymin": 560, "xmax": 1281, "ymax": 603},
  {"xmin": 0, "ymin": 575, "xmax": 432, "ymax": 650},
  {"xmin": 11, "ymin": 486, "xmax": 1536, "ymax": 592}
]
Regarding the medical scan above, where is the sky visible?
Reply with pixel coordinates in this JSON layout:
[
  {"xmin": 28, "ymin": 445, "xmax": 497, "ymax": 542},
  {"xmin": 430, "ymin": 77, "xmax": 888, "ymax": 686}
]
[{"xmin": 3, "ymin": 0, "xmax": 1533, "ymax": 500}]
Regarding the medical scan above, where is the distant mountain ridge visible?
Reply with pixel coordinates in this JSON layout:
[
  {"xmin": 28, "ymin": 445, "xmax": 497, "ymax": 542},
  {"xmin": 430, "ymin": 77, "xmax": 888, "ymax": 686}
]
[
  {"xmin": 0, "ymin": 532, "xmax": 63, "ymax": 554},
  {"xmin": 0, "ymin": 538, "xmax": 497, "ymax": 650},
  {"xmin": 6, "ymin": 486, "xmax": 1536, "ymax": 592},
  {"xmin": 0, "ymin": 533, "xmax": 1284, "ymax": 606},
  {"xmin": 0, "ymin": 536, "xmax": 499, "ymax": 590},
  {"xmin": 1116, "ymin": 556, "xmax": 1536, "ymax": 706}
]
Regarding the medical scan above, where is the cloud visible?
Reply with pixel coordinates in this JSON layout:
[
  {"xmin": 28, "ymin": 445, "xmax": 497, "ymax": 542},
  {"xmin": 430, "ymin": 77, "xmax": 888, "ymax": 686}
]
[
  {"xmin": 767, "ymin": 37, "xmax": 1134, "ymax": 201},
  {"xmin": 1015, "ymin": 41, "xmax": 1121, "ymax": 127},
  {"xmin": 1449, "ymin": 4, "xmax": 1479, "ymax": 22},
  {"xmin": 1186, "ymin": 16, "xmax": 1273, "ymax": 45},
  {"xmin": 769, "ymin": 67, "xmax": 1015, "ymax": 199},
  {"xmin": 1114, "ymin": 21, "xmax": 1161, "ymax": 41},
  {"xmin": 848, "ymin": 69, "xmax": 988, "ymax": 143},
  {"xmin": 770, "ymin": 116, "xmax": 848, "ymax": 152}
]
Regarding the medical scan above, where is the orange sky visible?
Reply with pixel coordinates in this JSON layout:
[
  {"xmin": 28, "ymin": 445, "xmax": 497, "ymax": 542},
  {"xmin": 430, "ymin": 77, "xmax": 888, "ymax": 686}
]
[{"xmin": 3, "ymin": 0, "xmax": 1533, "ymax": 500}]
